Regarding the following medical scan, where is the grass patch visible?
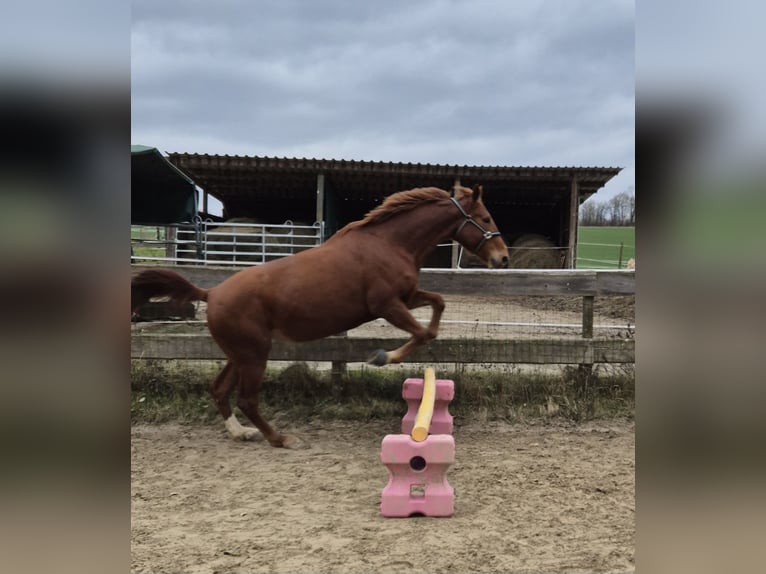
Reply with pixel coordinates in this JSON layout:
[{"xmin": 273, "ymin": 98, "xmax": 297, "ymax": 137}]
[
  {"xmin": 131, "ymin": 360, "xmax": 634, "ymax": 425},
  {"xmin": 131, "ymin": 225, "xmax": 169, "ymax": 259},
  {"xmin": 577, "ymin": 226, "xmax": 635, "ymax": 268}
]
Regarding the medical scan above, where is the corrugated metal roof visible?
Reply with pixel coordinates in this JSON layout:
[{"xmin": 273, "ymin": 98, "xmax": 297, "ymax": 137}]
[{"xmin": 166, "ymin": 153, "xmax": 620, "ymax": 213}]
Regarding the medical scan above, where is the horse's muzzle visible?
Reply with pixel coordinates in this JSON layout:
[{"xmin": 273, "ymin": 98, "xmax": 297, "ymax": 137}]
[{"xmin": 489, "ymin": 254, "xmax": 509, "ymax": 269}]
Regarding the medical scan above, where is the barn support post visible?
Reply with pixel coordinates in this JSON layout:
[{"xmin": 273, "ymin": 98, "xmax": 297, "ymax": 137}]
[
  {"xmin": 566, "ymin": 176, "xmax": 579, "ymax": 268},
  {"xmin": 316, "ymin": 173, "xmax": 325, "ymax": 226},
  {"xmin": 317, "ymin": 171, "xmax": 347, "ymax": 379},
  {"xmin": 451, "ymin": 177, "xmax": 461, "ymax": 268}
]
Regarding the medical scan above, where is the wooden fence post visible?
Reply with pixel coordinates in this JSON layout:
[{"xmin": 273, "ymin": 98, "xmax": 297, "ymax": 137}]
[
  {"xmin": 582, "ymin": 295, "xmax": 594, "ymax": 339},
  {"xmin": 331, "ymin": 330, "xmax": 348, "ymax": 384},
  {"xmin": 165, "ymin": 226, "xmax": 177, "ymax": 261},
  {"xmin": 579, "ymin": 295, "xmax": 595, "ymax": 377}
]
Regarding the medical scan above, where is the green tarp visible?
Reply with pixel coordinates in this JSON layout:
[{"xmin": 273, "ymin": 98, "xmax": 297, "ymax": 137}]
[{"xmin": 131, "ymin": 145, "xmax": 198, "ymax": 224}]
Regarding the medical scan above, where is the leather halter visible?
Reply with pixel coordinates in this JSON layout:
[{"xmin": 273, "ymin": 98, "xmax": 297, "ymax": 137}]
[{"xmin": 450, "ymin": 196, "xmax": 503, "ymax": 253}]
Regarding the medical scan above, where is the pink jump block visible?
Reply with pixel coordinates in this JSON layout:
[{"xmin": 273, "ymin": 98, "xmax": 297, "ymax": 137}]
[
  {"xmin": 380, "ymin": 434, "xmax": 455, "ymax": 517},
  {"xmin": 400, "ymin": 377, "xmax": 454, "ymax": 436}
]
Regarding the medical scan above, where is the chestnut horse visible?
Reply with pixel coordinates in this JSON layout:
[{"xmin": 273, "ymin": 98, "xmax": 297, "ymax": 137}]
[{"xmin": 132, "ymin": 184, "xmax": 509, "ymax": 447}]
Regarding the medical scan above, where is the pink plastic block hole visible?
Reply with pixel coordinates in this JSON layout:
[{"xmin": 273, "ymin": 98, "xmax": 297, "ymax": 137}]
[
  {"xmin": 380, "ymin": 434, "xmax": 454, "ymax": 517},
  {"xmin": 410, "ymin": 484, "xmax": 426, "ymax": 498}
]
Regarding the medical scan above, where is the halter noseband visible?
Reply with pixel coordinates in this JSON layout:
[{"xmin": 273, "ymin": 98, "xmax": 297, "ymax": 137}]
[{"xmin": 450, "ymin": 196, "xmax": 503, "ymax": 253}]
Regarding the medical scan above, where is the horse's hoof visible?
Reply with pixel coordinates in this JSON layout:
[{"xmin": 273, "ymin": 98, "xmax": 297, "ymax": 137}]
[
  {"xmin": 288, "ymin": 435, "xmax": 310, "ymax": 449},
  {"xmin": 266, "ymin": 434, "xmax": 299, "ymax": 448},
  {"xmin": 367, "ymin": 349, "xmax": 389, "ymax": 366},
  {"xmin": 240, "ymin": 428, "xmax": 263, "ymax": 442},
  {"xmin": 228, "ymin": 427, "xmax": 263, "ymax": 442},
  {"xmin": 280, "ymin": 434, "xmax": 308, "ymax": 449}
]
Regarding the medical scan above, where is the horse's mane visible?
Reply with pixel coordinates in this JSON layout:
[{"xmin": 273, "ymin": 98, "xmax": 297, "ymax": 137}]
[{"xmin": 334, "ymin": 187, "xmax": 450, "ymax": 237}]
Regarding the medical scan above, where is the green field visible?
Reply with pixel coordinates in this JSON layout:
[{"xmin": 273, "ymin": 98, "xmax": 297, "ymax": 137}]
[
  {"xmin": 131, "ymin": 225, "xmax": 168, "ymax": 259},
  {"xmin": 577, "ymin": 226, "xmax": 635, "ymax": 269}
]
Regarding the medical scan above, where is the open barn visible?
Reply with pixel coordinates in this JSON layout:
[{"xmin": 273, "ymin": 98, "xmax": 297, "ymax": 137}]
[{"xmin": 167, "ymin": 154, "xmax": 620, "ymax": 268}]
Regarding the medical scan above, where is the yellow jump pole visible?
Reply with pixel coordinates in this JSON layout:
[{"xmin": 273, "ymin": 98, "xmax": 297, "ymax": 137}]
[{"xmin": 411, "ymin": 367, "xmax": 436, "ymax": 442}]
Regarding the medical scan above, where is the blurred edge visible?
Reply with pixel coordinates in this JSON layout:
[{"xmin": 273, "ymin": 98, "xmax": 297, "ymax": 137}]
[
  {"xmin": 0, "ymin": 2, "xmax": 130, "ymax": 573},
  {"xmin": 637, "ymin": 2, "xmax": 766, "ymax": 572}
]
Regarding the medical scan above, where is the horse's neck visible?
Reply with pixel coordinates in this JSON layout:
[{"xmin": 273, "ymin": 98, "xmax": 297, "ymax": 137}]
[{"xmin": 372, "ymin": 201, "xmax": 459, "ymax": 266}]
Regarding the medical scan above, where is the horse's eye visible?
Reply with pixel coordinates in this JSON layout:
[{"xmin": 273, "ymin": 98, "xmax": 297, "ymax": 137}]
[{"xmin": 482, "ymin": 217, "xmax": 491, "ymax": 224}]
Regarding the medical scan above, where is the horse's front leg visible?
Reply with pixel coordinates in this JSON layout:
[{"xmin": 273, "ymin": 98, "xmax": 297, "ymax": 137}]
[{"xmin": 368, "ymin": 290, "xmax": 445, "ymax": 366}]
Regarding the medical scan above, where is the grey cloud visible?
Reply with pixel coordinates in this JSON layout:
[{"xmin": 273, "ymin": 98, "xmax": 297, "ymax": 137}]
[{"xmin": 132, "ymin": 0, "xmax": 634, "ymax": 195}]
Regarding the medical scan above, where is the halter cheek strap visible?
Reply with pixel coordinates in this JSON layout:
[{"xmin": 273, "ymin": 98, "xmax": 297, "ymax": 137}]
[{"xmin": 450, "ymin": 197, "xmax": 502, "ymax": 253}]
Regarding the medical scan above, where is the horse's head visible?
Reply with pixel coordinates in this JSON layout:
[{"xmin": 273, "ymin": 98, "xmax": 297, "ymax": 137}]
[{"xmin": 452, "ymin": 185, "xmax": 509, "ymax": 269}]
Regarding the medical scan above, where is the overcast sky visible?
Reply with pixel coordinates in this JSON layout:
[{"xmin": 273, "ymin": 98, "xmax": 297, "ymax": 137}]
[{"xmin": 131, "ymin": 0, "xmax": 634, "ymax": 202}]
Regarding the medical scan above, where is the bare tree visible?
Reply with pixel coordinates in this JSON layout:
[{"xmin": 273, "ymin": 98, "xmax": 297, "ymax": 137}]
[
  {"xmin": 595, "ymin": 201, "xmax": 609, "ymax": 225},
  {"xmin": 579, "ymin": 200, "xmax": 598, "ymax": 226},
  {"xmin": 579, "ymin": 188, "xmax": 635, "ymax": 226},
  {"xmin": 609, "ymin": 192, "xmax": 631, "ymax": 225}
]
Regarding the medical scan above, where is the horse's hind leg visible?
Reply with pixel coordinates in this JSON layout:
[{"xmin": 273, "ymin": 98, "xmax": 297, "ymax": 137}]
[
  {"xmin": 236, "ymin": 359, "xmax": 300, "ymax": 448},
  {"xmin": 210, "ymin": 360, "xmax": 261, "ymax": 441}
]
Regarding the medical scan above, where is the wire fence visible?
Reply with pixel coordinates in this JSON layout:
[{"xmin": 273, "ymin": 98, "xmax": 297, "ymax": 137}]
[{"xmin": 576, "ymin": 242, "xmax": 636, "ymax": 269}]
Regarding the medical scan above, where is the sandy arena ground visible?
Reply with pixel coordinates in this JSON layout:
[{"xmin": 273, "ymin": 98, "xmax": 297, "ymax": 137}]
[{"xmin": 131, "ymin": 419, "xmax": 634, "ymax": 573}]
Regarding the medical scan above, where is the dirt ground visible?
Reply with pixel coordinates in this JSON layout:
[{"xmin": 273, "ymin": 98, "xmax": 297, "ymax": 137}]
[{"xmin": 131, "ymin": 419, "xmax": 635, "ymax": 574}]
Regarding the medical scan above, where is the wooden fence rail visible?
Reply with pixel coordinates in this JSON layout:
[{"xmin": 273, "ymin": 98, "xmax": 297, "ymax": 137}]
[
  {"xmin": 130, "ymin": 266, "xmax": 635, "ymax": 365},
  {"xmin": 131, "ymin": 265, "xmax": 635, "ymax": 296}
]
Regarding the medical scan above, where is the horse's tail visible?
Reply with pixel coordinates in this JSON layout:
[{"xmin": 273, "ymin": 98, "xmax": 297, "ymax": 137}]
[{"xmin": 131, "ymin": 269, "xmax": 208, "ymax": 312}]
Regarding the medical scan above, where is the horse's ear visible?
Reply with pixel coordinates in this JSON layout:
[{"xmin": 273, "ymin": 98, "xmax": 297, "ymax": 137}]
[
  {"xmin": 472, "ymin": 184, "xmax": 483, "ymax": 202},
  {"xmin": 454, "ymin": 185, "xmax": 470, "ymax": 200}
]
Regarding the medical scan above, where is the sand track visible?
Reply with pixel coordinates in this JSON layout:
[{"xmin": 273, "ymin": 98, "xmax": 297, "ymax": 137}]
[{"xmin": 132, "ymin": 420, "xmax": 634, "ymax": 573}]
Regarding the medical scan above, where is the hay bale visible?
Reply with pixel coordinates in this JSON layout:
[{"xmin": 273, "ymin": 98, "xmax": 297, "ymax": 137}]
[
  {"xmin": 457, "ymin": 233, "xmax": 562, "ymax": 269},
  {"xmin": 507, "ymin": 234, "xmax": 562, "ymax": 269}
]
